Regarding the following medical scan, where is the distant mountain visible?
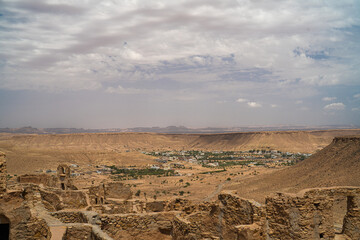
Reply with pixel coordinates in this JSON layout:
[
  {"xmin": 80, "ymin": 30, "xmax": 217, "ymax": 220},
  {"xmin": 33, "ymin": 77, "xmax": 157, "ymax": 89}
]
[
  {"xmin": 0, "ymin": 125, "xmax": 359, "ymax": 134},
  {"xmin": 0, "ymin": 126, "xmax": 44, "ymax": 134}
]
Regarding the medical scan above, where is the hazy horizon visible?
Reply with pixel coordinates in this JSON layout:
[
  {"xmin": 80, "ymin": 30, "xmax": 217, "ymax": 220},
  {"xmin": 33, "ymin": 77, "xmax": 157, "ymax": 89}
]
[{"xmin": 1, "ymin": 1, "xmax": 359, "ymax": 128}]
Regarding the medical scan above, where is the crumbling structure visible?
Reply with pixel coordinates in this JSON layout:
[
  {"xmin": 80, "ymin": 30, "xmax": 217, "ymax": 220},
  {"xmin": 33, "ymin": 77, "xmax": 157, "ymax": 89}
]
[{"xmin": 57, "ymin": 164, "xmax": 72, "ymax": 190}]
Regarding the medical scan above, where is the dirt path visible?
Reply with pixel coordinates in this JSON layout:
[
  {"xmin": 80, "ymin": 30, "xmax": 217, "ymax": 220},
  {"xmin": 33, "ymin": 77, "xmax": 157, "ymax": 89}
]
[{"xmin": 204, "ymin": 182, "xmax": 225, "ymax": 202}]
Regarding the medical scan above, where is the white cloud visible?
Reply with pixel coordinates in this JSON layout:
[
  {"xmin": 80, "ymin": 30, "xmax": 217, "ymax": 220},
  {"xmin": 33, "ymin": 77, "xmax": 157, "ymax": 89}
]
[
  {"xmin": 236, "ymin": 98, "xmax": 248, "ymax": 103},
  {"xmin": 270, "ymin": 104, "xmax": 278, "ymax": 108},
  {"xmin": 295, "ymin": 100, "xmax": 303, "ymax": 104},
  {"xmin": 322, "ymin": 97, "xmax": 337, "ymax": 101},
  {"xmin": 247, "ymin": 102, "xmax": 262, "ymax": 108},
  {"xmin": 354, "ymin": 93, "xmax": 360, "ymax": 99},
  {"xmin": 352, "ymin": 107, "xmax": 360, "ymax": 111},
  {"xmin": 323, "ymin": 102, "xmax": 345, "ymax": 111},
  {"xmin": 105, "ymin": 85, "xmax": 145, "ymax": 94}
]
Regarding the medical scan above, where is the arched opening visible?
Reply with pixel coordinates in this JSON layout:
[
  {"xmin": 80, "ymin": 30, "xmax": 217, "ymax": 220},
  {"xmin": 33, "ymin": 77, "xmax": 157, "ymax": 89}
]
[
  {"xmin": 61, "ymin": 183, "xmax": 65, "ymax": 190},
  {"xmin": 0, "ymin": 214, "xmax": 10, "ymax": 240},
  {"xmin": 100, "ymin": 198, "xmax": 103, "ymax": 204},
  {"xmin": 95, "ymin": 198, "xmax": 98, "ymax": 204}
]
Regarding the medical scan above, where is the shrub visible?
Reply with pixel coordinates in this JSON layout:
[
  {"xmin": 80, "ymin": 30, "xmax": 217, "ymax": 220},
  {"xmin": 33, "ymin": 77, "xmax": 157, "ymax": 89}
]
[{"xmin": 135, "ymin": 190, "xmax": 141, "ymax": 197}]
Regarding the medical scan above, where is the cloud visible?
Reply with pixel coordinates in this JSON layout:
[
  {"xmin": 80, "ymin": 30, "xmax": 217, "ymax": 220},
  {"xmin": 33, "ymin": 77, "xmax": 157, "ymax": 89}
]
[
  {"xmin": 295, "ymin": 100, "xmax": 303, "ymax": 104},
  {"xmin": 247, "ymin": 102, "xmax": 262, "ymax": 108},
  {"xmin": 1, "ymin": 0, "xmax": 359, "ymax": 93},
  {"xmin": 352, "ymin": 108, "xmax": 360, "ymax": 111},
  {"xmin": 322, "ymin": 97, "xmax": 337, "ymax": 101},
  {"xmin": 236, "ymin": 98, "xmax": 247, "ymax": 103},
  {"xmin": 323, "ymin": 102, "xmax": 345, "ymax": 111},
  {"xmin": 271, "ymin": 104, "xmax": 278, "ymax": 108},
  {"xmin": 354, "ymin": 93, "xmax": 360, "ymax": 99},
  {"xmin": 105, "ymin": 85, "xmax": 146, "ymax": 95}
]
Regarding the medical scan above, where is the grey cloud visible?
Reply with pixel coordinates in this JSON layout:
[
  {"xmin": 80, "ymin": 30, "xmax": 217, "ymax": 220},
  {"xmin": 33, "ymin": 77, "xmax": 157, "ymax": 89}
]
[{"xmin": 14, "ymin": 1, "xmax": 86, "ymax": 15}]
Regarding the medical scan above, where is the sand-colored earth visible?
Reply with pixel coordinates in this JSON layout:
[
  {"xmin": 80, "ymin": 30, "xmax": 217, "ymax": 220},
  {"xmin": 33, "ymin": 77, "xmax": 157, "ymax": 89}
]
[
  {"xmin": 0, "ymin": 130, "xmax": 359, "ymax": 205},
  {"xmin": 225, "ymin": 136, "xmax": 360, "ymax": 202}
]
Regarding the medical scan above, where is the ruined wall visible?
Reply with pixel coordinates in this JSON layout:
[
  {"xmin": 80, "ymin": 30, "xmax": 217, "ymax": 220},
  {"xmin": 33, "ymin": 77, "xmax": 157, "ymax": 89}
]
[
  {"xmin": 89, "ymin": 183, "xmax": 106, "ymax": 205},
  {"xmin": 265, "ymin": 192, "xmax": 334, "ymax": 239},
  {"xmin": 40, "ymin": 189, "xmax": 62, "ymax": 211},
  {"xmin": 172, "ymin": 187, "xmax": 360, "ymax": 240},
  {"xmin": 0, "ymin": 151, "xmax": 7, "ymax": 192},
  {"xmin": 0, "ymin": 190, "xmax": 51, "ymax": 240},
  {"xmin": 172, "ymin": 192, "xmax": 265, "ymax": 240},
  {"xmin": 57, "ymin": 190, "xmax": 88, "ymax": 209},
  {"xmin": 40, "ymin": 189, "xmax": 88, "ymax": 211},
  {"xmin": 51, "ymin": 211, "xmax": 88, "ymax": 223},
  {"xmin": 95, "ymin": 198, "xmax": 214, "ymax": 215},
  {"xmin": 265, "ymin": 187, "xmax": 360, "ymax": 240},
  {"xmin": 62, "ymin": 224, "xmax": 105, "ymax": 240},
  {"xmin": 17, "ymin": 174, "xmax": 57, "ymax": 187},
  {"xmin": 89, "ymin": 182, "xmax": 132, "ymax": 206},
  {"xmin": 100, "ymin": 212, "xmax": 175, "ymax": 240},
  {"xmin": 105, "ymin": 182, "xmax": 132, "ymax": 200},
  {"xmin": 343, "ymin": 195, "xmax": 360, "ymax": 239},
  {"xmin": 57, "ymin": 164, "xmax": 77, "ymax": 190}
]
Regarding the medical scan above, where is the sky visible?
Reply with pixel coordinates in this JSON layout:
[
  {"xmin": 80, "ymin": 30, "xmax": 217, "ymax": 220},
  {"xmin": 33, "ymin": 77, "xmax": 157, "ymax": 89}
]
[{"xmin": 0, "ymin": 0, "xmax": 360, "ymax": 128}]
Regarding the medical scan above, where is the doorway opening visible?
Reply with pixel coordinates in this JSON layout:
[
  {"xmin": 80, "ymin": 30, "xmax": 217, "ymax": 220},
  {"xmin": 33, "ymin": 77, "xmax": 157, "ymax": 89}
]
[
  {"xmin": 332, "ymin": 195, "xmax": 349, "ymax": 234},
  {"xmin": 0, "ymin": 214, "xmax": 10, "ymax": 240}
]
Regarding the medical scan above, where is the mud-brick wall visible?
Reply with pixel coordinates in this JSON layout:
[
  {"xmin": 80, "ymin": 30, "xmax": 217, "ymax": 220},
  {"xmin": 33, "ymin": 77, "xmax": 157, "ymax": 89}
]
[
  {"xmin": 265, "ymin": 193, "xmax": 335, "ymax": 240},
  {"xmin": 99, "ymin": 212, "xmax": 175, "ymax": 239},
  {"xmin": 51, "ymin": 211, "xmax": 87, "ymax": 223},
  {"xmin": 0, "ymin": 152, "xmax": 7, "ymax": 192}
]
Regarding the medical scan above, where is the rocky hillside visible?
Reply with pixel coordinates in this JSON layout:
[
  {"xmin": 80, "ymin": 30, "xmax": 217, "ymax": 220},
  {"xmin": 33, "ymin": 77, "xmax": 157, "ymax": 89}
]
[{"xmin": 228, "ymin": 136, "xmax": 360, "ymax": 202}]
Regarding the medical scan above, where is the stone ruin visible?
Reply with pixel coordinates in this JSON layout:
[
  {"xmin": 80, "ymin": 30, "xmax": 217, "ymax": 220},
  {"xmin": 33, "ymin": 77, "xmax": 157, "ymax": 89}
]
[{"xmin": 0, "ymin": 152, "xmax": 359, "ymax": 239}]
